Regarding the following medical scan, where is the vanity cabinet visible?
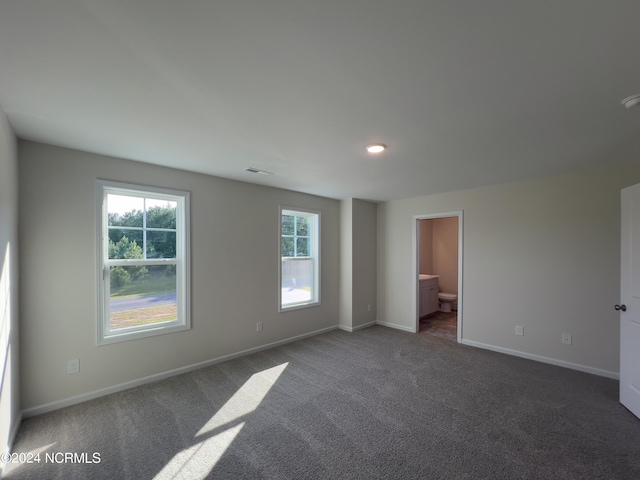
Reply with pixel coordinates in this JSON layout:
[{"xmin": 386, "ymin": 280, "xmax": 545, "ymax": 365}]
[{"xmin": 419, "ymin": 277, "xmax": 439, "ymax": 317}]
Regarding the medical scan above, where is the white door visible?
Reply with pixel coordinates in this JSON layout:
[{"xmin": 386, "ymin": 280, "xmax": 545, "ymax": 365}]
[{"xmin": 620, "ymin": 183, "xmax": 640, "ymax": 419}]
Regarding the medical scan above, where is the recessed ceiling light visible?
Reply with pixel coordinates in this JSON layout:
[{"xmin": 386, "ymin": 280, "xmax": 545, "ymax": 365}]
[
  {"xmin": 621, "ymin": 94, "xmax": 640, "ymax": 109},
  {"xmin": 365, "ymin": 143, "xmax": 386, "ymax": 154}
]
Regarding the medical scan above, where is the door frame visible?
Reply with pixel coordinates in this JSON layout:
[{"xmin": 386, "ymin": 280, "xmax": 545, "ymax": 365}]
[{"xmin": 412, "ymin": 211, "xmax": 463, "ymax": 341}]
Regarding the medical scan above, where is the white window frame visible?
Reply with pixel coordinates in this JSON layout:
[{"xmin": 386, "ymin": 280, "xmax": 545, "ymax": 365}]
[
  {"xmin": 96, "ymin": 180, "xmax": 190, "ymax": 345},
  {"xmin": 279, "ymin": 206, "xmax": 320, "ymax": 312}
]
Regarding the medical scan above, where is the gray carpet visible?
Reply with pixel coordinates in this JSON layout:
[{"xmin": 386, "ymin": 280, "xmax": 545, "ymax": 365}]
[{"xmin": 5, "ymin": 326, "xmax": 640, "ymax": 479}]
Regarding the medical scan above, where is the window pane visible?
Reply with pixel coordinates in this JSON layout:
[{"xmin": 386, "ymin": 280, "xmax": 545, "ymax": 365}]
[
  {"xmin": 146, "ymin": 200, "xmax": 177, "ymax": 229},
  {"xmin": 108, "ymin": 194, "xmax": 144, "ymax": 227},
  {"xmin": 282, "ymin": 237, "xmax": 294, "ymax": 257},
  {"xmin": 296, "ymin": 216, "xmax": 309, "ymax": 236},
  {"xmin": 109, "ymin": 264, "xmax": 177, "ymax": 330},
  {"xmin": 108, "ymin": 232, "xmax": 144, "ymax": 260},
  {"xmin": 147, "ymin": 230, "xmax": 176, "ymax": 259},
  {"xmin": 282, "ymin": 215, "xmax": 294, "ymax": 235},
  {"xmin": 281, "ymin": 258, "xmax": 313, "ymax": 306},
  {"xmin": 296, "ymin": 237, "xmax": 309, "ymax": 256}
]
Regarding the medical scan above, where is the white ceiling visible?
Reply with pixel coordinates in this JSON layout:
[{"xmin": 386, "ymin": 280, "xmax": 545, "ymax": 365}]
[{"xmin": 1, "ymin": 0, "xmax": 640, "ymax": 202}]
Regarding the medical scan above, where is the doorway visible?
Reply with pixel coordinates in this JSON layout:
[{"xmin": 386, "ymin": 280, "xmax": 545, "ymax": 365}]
[{"xmin": 413, "ymin": 212, "xmax": 463, "ymax": 342}]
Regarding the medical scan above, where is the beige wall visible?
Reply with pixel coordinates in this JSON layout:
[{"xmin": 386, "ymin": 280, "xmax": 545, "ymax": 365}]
[
  {"xmin": 18, "ymin": 141, "xmax": 340, "ymax": 411},
  {"xmin": 378, "ymin": 162, "xmax": 640, "ymax": 376},
  {"xmin": 351, "ymin": 199, "xmax": 377, "ymax": 328},
  {"xmin": 339, "ymin": 199, "xmax": 353, "ymax": 328},
  {"xmin": 339, "ymin": 199, "xmax": 377, "ymax": 330},
  {"xmin": 0, "ymin": 105, "xmax": 18, "ymax": 457},
  {"xmin": 432, "ymin": 217, "xmax": 458, "ymax": 295}
]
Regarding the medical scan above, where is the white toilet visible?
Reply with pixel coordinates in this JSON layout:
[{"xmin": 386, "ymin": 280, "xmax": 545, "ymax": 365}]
[{"xmin": 438, "ymin": 292, "xmax": 457, "ymax": 312}]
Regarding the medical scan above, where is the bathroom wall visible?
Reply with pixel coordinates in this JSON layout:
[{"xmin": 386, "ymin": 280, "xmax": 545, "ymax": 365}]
[
  {"xmin": 418, "ymin": 217, "xmax": 457, "ymax": 295},
  {"xmin": 432, "ymin": 217, "xmax": 458, "ymax": 294},
  {"xmin": 418, "ymin": 219, "xmax": 433, "ymax": 274}
]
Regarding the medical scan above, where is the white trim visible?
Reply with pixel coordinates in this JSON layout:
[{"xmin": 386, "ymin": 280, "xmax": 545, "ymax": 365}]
[
  {"xmin": 95, "ymin": 179, "xmax": 191, "ymax": 345},
  {"xmin": 339, "ymin": 320, "xmax": 377, "ymax": 332},
  {"xmin": 376, "ymin": 320, "xmax": 415, "ymax": 333},
  {"xmin": 461, "ymin": 339, "xmax": 619, "ymax": 379},
  {"xmin": 21, "ymin": 325, "xmax": 339, "ymax": 418},
  {"xmin": 413, "ymin": 211, "xmax": 463, "ymax": 341}
]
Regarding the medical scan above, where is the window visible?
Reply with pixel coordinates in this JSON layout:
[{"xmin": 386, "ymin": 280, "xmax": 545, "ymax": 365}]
[
  {"xmin": 97, "ymin": 181, "xmax": 190, "ymax": 344},
  {"xmin": 279, "ymin": 207, "xmax": 320, "ymax": 310}
]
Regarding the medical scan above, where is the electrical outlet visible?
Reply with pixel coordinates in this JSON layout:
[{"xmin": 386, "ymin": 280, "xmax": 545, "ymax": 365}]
[
  {"xmin": 367, "ymin": 304, "xmax": 372, "ymax": 312},
  {"xmin": 67, "ymin": 359, "xmax": 80, "ymax": 375},
  {"xmin": 515, "ymin": 325, "xmax": 524, "ymax": 336},
  {"xmin": 256, "ymin": 322, "xmax": 263, "ymax": 332},
  {"xmin": 562, "ymin": 333, "xmax": 572, "ymax": 345}
]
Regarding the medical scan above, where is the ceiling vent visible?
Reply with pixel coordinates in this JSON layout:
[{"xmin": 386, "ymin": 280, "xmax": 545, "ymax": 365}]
[{"xmin": 244, "ymin": 167, "xmax": 273, "ymax": 176}]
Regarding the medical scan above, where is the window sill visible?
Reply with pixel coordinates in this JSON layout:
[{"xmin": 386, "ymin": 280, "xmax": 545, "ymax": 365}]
[
  {"xmin": 279, "ymin": 301, "xmax": 321, "ymax": 313},
  {"xmin": 98, "ymin": 322, "xmax": 190, "ymax": 345}
]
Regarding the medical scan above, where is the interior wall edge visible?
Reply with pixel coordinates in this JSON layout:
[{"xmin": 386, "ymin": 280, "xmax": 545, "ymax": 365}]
[
  {"xmin": 376, "ymin": 321, "xmax": 414, "ymax": 333},
  {"xmin": 338, "ymin": 321, "xmax": 377, "ymax": 333}
]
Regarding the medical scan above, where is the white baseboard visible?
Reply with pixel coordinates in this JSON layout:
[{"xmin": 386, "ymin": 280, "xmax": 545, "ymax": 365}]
[
  {"xmin": 461, "ymin": 339, "xmax": 619, "ymax": 379},
  {"xmin": 376, "ymin": 320, "xmax": 415, "ymax": 333},
  {"xmin": 338, "ymin": 321, "xmax": 377, "ymax": 333},
  {"xmin": 22, "ymin": 325, "xmax": 339, "ymax": 418}
]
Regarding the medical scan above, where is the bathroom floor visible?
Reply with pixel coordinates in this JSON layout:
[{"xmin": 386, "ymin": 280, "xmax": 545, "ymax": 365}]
[{"xmin": 419, "ymin": 311, "xmax": 457, "ymax": 342}]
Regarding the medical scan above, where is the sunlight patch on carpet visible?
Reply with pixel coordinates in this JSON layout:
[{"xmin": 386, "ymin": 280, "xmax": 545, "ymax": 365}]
[
  {"xmin": 153, "ymin": 423, "xmax": 244, "ymax": 480},
  {"xmin": 152, "ymin": 363, "xmax": 288, "ymax": 479},
  {"xmin": 196, "ymin": 362, "xmax": 288, "ymax": 437}
]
